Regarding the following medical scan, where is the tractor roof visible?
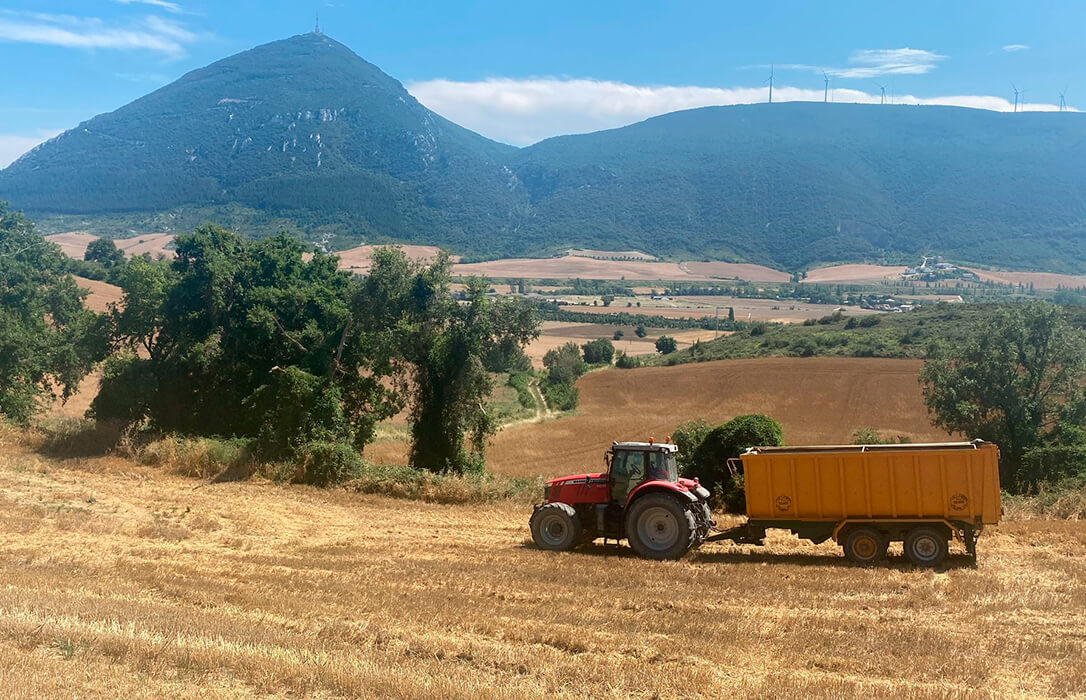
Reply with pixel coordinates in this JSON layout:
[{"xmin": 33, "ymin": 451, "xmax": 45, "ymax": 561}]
[{"xmin": 613, "ymin": 441, "xmax": 678, "ymax": 453}]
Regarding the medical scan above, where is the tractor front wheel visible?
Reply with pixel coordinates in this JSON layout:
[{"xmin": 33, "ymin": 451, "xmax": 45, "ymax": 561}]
[
  {"xmin": 626, "ymin": 494, "xmax": 696, "ymax": 560},
  {"xmin": 530, "ymin": 503, "xmax": 583, "ymax": 551}
]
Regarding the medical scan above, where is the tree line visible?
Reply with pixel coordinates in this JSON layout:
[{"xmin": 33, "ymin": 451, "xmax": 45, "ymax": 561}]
[{"xmin": 0, "ymin": 205, "xmax": 538, "ymax": 475}]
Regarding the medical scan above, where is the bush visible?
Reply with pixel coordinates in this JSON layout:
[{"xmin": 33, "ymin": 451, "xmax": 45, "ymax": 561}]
[
  {"xmin": 613, "ymin": 329, "xmax": 624, "ymax": 340},
  {"xmin": 1018, "ymin": 445, "xmax": 1086, "ymax": 490},
  {"xmin": 749, "ymin": 323, "xmax": 767, "ymax": 336},
  {"xmin": 136, "ymin": 435, "xmax": 253, "ymax": 479},
  {"xmin": 858, "ymin": 315, "xmax": 882, "ymax": 328},
  {"xmin": 851, "ymin": 428, "xmax": 911, "ymax": 445},
  {"xmin": 790, "ymin": 337, "xmax": 816, "ymax": 357},
  {"xmin": 296, "ymin": 441, "xmax": 366, "ymax": 486},
  {"xmin": 671, "ymin": 418, "xmax": 711, "ymax": 475},
  {"xmin": 615, "ymin": 352, "xmax": 640, "ymax": 369},
  {"xmin": 634, "ymin": 324, "xmax": 647, "ymax": 338},
  {"xmin": 343, "ymin": 463, "xmax": 541, "ymax": 504},
  {"xmin": 655, "ymin": 336, "xmax": 678, "ymax": 354},
  {"xmin": 582, "ymin": 338, "xmax": 615, "ymax": 365},
  {"xmin": 689, "ymin": 414, "xmax": 784, "ymax": 511}
]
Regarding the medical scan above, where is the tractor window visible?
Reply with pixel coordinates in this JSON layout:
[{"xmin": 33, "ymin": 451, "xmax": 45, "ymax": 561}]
[
  {"xmin": 613, "ymin": 450, "xmax": 645, "ymax": 480},
  {"xmin": 647, "ymin": 451, "xmax": 677, "ymax": 481}
]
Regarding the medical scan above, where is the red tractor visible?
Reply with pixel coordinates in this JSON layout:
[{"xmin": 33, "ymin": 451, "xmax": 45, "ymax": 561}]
[{"xmin": 529, "ymin": 440, "xmax": 714, "ymax": 559}]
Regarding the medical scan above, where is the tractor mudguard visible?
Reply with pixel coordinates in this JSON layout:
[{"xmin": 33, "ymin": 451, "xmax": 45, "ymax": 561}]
[{"xmin": 625, "ymin": 480, "xmax": 697, "ymax": 510}]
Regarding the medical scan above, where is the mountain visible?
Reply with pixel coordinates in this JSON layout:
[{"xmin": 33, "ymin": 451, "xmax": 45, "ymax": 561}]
[
  {"xmin": 512, "ymin": 103, "xmax": 1086, "ymax": 270},
  {"xmin": 3, "ymin": 33, "xmax": 1086, "ymax": 271},
  {"xmin": 0, "ymin": 33, "xmax": 527, "ymax": 252}
]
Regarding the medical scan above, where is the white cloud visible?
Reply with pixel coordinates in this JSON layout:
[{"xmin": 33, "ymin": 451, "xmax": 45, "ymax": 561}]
[
  {"xmin": 408, "ymin": 78, "xmax": 1072, "ymax": 145},
  {"xmin": 113, "ymin": 0, "xmax": 184, "ymax": 13},
  {"xmin": 1002, "ymin": 44, "xmax": 1030, "ymax": 52},
  {"xmin": 775, "ymin": 47, "xmax": 946, "ymax": 80},
  {"xmin": 0, "ymin": 129, "xmax": 63, "ymax": 169},
  {"xmin": 0, "ymin": 10, "xmax": 198, "ymax": 57}
]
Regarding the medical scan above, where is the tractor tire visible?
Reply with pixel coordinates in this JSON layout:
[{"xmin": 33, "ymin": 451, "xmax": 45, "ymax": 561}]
[
  {"xmin": 625, "ymin": 493, "xmax": 696, "ymax": 560},
  {"xmin": 904, "ymin": 526, "xmax": 949, "ymax": 567},
  {"xmin": 842, "ymin": 526, "xmax": 888, "ymax": 565},
  {"xmin": 530, "ymin": 503, "xmax": 583, "ymax": 551}
]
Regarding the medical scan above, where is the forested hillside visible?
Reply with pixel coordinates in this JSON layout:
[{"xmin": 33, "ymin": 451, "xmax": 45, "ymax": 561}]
[{"xmin": 3, "ymin": 33, "xmax": 1086, "ymax": 270}]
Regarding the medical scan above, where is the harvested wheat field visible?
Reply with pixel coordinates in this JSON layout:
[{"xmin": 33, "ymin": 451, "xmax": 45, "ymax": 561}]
[
  {"xmin": 45, "ymin": 232, "xmax": 175, "ymax": 260},
  {"xmin": 485, "ymin": 357, "xmax": 951, "ymax": 478},
  {"xmin": 0, "ymin": 436, "xmax": 1083, "ymax": 698},
  {"xmin": 524, "ymin": 322, "xmax": 716, "ymax": 368},
  {"xmin": 72, "ymin": 276, "xmax": 122, "ymax": 313},
  {"xmin": 965, "ymin": 268, "xmax": 1086, "ymax": 291},
  {"xmin": 803, "ymin": 264, "xmax": 909, "ymax": 284},
  {"xmin": 332, "ymin": 244, "xmax": 458, "ymax": 273}
]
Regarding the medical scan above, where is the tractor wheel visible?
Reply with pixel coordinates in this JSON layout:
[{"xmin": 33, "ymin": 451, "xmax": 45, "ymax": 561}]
[
  {"xmin": 904, "ymin": 526, "xmax": 949, "ymax": 567},
  {"xmin": 530, "ymin": 503, "xmax": 582, "ymax": 551},
  {"xmin": 625, "ymin": 494, "xmax": 696, "ymax": 560},
  {"xmin": 842, "ymin": 526, "xmax": 888, "ymax": 565}
]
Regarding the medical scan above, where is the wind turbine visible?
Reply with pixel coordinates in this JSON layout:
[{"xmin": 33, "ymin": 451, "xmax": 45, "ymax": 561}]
[
  {"xmin": 875, "ymin": 83, "xmax": 886, "ymax": 105},
  {"xmin": 765, "ymin": 65, "xmax": 775, "ymax": 103},
  {"xmin": 823, "ymin": 72, "xmax": 830, "ymax": 102},
  {"xmin": 1059, "ymin": 86, "xmax": 1068, "ymax": 112},
  {"xmin": 1011, "ymin": 82, "xmax": 1021, "ymax": 113}
]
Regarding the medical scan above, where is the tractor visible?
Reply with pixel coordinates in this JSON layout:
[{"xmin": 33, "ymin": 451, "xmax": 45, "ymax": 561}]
[{"xmin": 529, "ymin": 440, "xmax": 714, "ymax": 559}]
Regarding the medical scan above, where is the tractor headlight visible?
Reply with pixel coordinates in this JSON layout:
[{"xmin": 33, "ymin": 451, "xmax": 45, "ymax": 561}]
[
  {"xmin": 694, "ymin": 486, "xmax": 710, "ymax": 500},
  {"xmin": 543, "ymin": 483, "xmax": 552, "ymax": 502}
]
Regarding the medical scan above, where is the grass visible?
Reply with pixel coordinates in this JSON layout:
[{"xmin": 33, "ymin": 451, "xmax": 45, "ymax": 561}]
[{"xmin": 0, "ymin": 438, "xmax": 1083, "ymax": 697}]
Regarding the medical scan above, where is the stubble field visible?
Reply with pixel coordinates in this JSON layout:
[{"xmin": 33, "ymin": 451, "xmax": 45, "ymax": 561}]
[{"xmin": 0, "ymin": 433, "xmax": 1083, "ymax": 698}]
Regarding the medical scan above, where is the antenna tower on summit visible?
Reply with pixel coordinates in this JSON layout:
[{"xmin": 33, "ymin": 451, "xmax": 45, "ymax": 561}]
[{"xmin": 315, "ymin": 11, "xmax": 322, "ymax": 34}]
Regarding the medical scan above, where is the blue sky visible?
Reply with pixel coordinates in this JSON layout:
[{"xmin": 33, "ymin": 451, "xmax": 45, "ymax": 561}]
[{"xmin": 1, "ymin": 0, "xmax": 1083, "ymax": 165}]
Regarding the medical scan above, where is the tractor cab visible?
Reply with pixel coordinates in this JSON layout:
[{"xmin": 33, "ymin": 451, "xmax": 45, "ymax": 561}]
[{"xmin": 606, "ymin": 441, "xmax": 680, "ymax": 503}]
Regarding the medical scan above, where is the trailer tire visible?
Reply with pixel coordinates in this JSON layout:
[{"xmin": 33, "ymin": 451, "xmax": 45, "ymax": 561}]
[
  {"xmin": 530, "ymin": 503, "xmax": 582, "ymax": 551},
  {"xmin": 842, "ymin": 526, "xmax": 888, "ymax": 565},
  {"xmin": 626, "ymin": 493, "xmax": 695, "ymax": 560},
  {"xmin": 904, "ymin": 526, "xmax": 949, "ymax": 567}
]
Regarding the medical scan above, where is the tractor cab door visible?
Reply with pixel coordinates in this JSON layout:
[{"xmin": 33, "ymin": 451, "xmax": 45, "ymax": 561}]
[{"xmin": 610, "ymin": 450, "xmax": 645, "ymax": 503}]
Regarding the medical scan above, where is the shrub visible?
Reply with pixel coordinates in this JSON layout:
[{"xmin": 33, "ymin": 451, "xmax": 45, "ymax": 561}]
[
  {"xmin": 582, "ymin": 338, "xmax": 615, "ymax": 365},
  {"xmin": 689, "ymin": 414, "xmax": 784, "ymax": 511},
  {"xmin": 844, "ymin": 317, "xmax": 858, "ymax": 329},
  {"xmin": 749, "ymin": 323, "xmax": 767, "ymax": 336},
  {"xmin": 858, "ymin": 315, "xmax": 882, "ymax": 328},
  {"xmin": 615, "ymin": 352, "xmax": 640, "ymax": 369},
  {"xmin": 790, "ymin": 337, "xmax": 816, "ymax": 357},
  {"xmin": 655, "ymin": 336, "xmax": 678, "ymax": 354},
  {"xmin": 1018, "ymin": 445, "xmax": 1086, "ymax": 490},
  {"xmin": 634, "ymin": 324, "xmax": 647, "ymax": 338},
  {"xmin": 671, "ymin": 418, "xmax": 711, "ymax": 475},
  {"xmin": 613, "ymin": 329, "xmax": 624, "ymax": 340},
  {"xmin": 296, "ymin": 441, "xmax": 366, "ymax": 486},
  {"xmin": 851, "ymin": 428, "xmax": 911, "ymax": 445}
]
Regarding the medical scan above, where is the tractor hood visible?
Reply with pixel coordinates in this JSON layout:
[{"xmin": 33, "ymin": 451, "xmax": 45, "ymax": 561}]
[{"xmin": 545, "ymin": 473, "xmax": 606, "ymax": 487}]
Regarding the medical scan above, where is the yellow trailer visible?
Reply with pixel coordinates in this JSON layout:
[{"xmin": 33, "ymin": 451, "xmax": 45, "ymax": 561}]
[{"xmin": 714, "ymin": 440, "xmax": 1001, "ymax": 566}]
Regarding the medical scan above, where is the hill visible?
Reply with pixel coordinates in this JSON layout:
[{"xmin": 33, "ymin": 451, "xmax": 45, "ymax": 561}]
[
  {"xmin": 0, "ymin": 33, "xmax": 526, "ymax": 252},
  {"xmin": 512, "ymin": 103, "xmax": 1086, "ymax": 270},
  {"xmin": 4, "ymin": 34, "xmax": 1086, "ymax": 270}
]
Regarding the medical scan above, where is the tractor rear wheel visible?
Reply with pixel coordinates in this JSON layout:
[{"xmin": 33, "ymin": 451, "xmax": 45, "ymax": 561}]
[
  {"xmin": 626, "ymin": 494, "xmax": 696, "ymax": 560},
  {"xmin": 530, "ymin": 503, "xmax": 582, "ymax": 551},
  {"xmin": 904, "ymin": 526, "xmax": 949, "ymax": 567},
  {"xmin": 842, "ymin": 526, "xmax": 888, "ymax": 565}
]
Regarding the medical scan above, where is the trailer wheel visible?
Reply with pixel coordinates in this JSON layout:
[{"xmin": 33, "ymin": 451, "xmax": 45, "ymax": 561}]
[
  {"xmin": 842, "ymin": 527, "xmax": 888, "ymax": 565},
  {"xmin": 530, "ymin": 503, "xmax": 582, "ymax": 551},
  {"xmin": 904, "ymin": 526, "xmax": 949, "ymax": 567},
  {"xmin": 626, "ymin": 493, "xmax": 695, "ymax": 560}
]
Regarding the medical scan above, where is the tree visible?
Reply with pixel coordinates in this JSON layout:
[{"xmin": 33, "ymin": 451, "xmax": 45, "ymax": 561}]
[
  {"xmin": 634, "ymin": 324, "xmax": 647, "ymax": 338},
  {"xmin": 690, "ymin": 414, "xmax": 784, "ymax": 510},
  {"xmin": 601, "ymin": 294, "xmax": 615, "ymax": 307},
  {"xmin": 0, "ymin": 204, "xmax": 106, "ymax": 423},
  {"xmin": 919, "ymin": 303, "xmax": 1086, "ymax": 488},
  {"xmin": 582, "ymin": 338, "xmax": 615, "ymax": 365},
  {"xmin": 84, "ymin": 237, "xmax": 125, "ymax": 268},
  {"xmin": 728, "ymin": 307, "xmax": 735, "ymax": 322},
  {"xmin": 672, "ymin": 418, "xmax": 711, "ymax": 475},
  {"xmin": 542, "ymin": 341, "xmax": 586, "ymax": 411},
  {"xmin": 655, "ymin": 335, "xmax": 677, "ymax": 354},
  {"xmin": 613, "ymin": 329, "xmax": 624, "ymax": 341},
  {"xmin": 94, "ymin": 228, "xmax": 406, "ymax": 458}
]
